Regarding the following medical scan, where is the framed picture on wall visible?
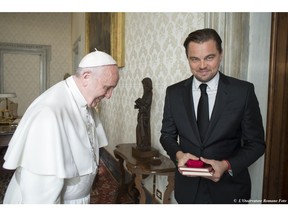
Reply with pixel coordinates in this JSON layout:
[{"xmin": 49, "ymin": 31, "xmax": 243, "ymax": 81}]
[{"xmin": 86, "ymin": 12, "xmax": 125, "ymax": 68}]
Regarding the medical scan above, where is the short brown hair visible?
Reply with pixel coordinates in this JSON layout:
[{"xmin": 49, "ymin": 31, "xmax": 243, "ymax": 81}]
[{"xmin": 183, "ymin": 28, "xmax": 223, "ymax": 57}]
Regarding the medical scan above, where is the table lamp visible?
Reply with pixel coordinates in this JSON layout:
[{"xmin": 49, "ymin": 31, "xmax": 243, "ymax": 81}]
[{"xmin": 0, "ymin": 92, "xmax": 17, "ymax": 121}]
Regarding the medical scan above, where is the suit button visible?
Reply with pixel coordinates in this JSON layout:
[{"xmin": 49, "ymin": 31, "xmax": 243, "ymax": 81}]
[{"xmin": 200, "ymin": 147, "xmax": 205, "ymax": 155}]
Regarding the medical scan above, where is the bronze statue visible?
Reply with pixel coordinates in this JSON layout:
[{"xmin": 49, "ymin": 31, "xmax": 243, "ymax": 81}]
[{"xmin": 135, "ymin": 77, "xmax": 152, "ymax": 151}]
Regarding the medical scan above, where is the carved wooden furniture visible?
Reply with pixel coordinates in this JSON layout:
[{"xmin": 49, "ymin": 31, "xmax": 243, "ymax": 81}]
[
  {"xmin": 0, "ymin": 134, "xmax": 12, "ymax": 147},
  {"xmin": 0, "ymin": 133, "xmax": 13, "ymax": 171},
  {"xmin": 0, "ymin": 123, "xmax": 17, "ymax": 169},
  {"xmin": 0, "ymin": 124, "xmax": 16, "ymax": 148},
  {"xmin": 114, "ymin": 143, "xmax": 175, "ymax": 204}
]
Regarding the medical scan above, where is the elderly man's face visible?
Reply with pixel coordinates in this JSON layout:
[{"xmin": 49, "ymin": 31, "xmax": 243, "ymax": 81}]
[{"xmin": 86, "ymin": 65, "xmax": 119, "ymax": 107}]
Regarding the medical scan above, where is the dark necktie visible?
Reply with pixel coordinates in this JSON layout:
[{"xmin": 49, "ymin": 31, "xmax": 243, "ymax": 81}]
[{"xmin": 197, "ymin": 84, "xmax": 209, "ymax": 142}]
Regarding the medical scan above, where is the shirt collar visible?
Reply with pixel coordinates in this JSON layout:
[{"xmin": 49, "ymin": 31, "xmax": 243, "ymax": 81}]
[
  {"xmin": 65, "ymin": 76, "xmax": 87, "ymax": 108},
  {"xmin": 193, "ymin": 71, "xmax": 219, "ymax": 90}
]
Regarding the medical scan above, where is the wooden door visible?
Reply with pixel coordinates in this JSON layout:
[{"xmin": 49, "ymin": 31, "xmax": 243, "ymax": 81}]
[{"xmin": 263, "ymin": 13, "xmax": 288, "ymax": 202}]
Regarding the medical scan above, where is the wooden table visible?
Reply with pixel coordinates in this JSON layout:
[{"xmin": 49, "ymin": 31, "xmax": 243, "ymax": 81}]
[
  {"xmin": 0, "ymin": 123, "xmax": 16, "ymax": 164},
  {"xmin": 0, "ymin": 134, "xmax": 13, "ymax": 170},
  {"xmin": 0, "ymin": 124, "xmax": 15, "ymax": 149},
  {"xmin": 114, "ymin": 143, "xmax": 175, "ymax": 204}
]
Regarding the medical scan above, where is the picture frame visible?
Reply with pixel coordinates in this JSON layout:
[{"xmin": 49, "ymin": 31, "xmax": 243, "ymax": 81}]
[{"xmin": 86, "ymin": 12, "xmax": 125, "ymax": 68}]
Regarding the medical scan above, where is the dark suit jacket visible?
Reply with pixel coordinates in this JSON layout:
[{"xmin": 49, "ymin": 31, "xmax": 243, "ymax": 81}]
[{"xmin": 160, "ymin": 72, "xmax": 266, "ymax": 204}]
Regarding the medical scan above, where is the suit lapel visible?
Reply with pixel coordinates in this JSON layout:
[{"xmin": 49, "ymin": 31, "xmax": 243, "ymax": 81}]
[
  {"xmin": 205, "ymin": 73, "xmax": 229, "ymax": 145},
  {"xmin": 181, "ymin": 73, "xmax": 230, "ymax": 146}
]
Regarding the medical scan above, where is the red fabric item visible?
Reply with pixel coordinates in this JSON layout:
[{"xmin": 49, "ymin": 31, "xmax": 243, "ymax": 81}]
[{"xmin": 186, "ymin": 159, "xmax": 204, "ymax": 168}]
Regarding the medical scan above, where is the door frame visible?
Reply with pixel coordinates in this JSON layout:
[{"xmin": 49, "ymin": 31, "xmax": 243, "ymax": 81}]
[{"xmin": 263, "ymin": 12, "xmax": 288, "ymax": 201}]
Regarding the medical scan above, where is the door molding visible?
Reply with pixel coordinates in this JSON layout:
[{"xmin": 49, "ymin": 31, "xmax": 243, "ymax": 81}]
[
  {"xmin": 263, "ymin": 12, "xmax": 288, "ymax": 201},
  {"xmin": 0, "ymin": 42, "xmax": 51, "ymax": 93}
]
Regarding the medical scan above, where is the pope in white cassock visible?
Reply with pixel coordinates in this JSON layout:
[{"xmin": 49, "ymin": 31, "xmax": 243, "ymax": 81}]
[{"xmin": 2, "ymin": 50, "xmax": 120, "ymax": 204}]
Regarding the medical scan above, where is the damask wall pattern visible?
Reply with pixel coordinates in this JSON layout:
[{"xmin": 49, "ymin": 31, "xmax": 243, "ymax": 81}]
[
  {"xmin": 4, "ymin": 54, "xmax": 40, "ymax": 116},
  {"xmin": 100, "ymin": 13, "xmax": 205, "ymax": 155},
  {"xmin": 99, "ymin": 13, "xmax": 205, "ymax": 203}
]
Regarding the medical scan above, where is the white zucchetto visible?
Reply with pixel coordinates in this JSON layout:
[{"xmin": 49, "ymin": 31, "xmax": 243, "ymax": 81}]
[{"xmin": 78, "ymin": 49, "xmax": 117, "ymax": 68}]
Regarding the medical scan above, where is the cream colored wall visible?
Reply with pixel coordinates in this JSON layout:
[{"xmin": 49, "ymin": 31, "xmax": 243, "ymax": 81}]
[
  {"xmin": 247, "ymin": 13, "xmax": 271, "ymax": 202},
  {"xmin": 0, "ymin": 13, "xmax": 72, "ymax": 115},
  {"xmin": 100, "ymin": 12, "xmax": 205, "ymax": 203},
  {"xmin": 71, "ymin": 12, "xmax": 86, "ymax": 73},
  {"xmin": 101, "ymin": 12, "xmax": 205, "ymax": 155}
]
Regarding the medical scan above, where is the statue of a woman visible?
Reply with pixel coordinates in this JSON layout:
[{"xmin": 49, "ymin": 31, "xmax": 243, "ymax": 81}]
[{"xmin": 135, "ymin": 77, "xmax": 152, "ymax": 151}]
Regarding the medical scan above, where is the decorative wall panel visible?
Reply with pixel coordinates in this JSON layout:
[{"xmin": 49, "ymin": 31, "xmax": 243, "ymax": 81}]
[{"xmin": 0, "ymin": 13, "xmax": 72, "ymax": 115}]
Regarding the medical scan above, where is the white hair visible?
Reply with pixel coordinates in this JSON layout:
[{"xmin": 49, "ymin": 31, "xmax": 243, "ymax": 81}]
[{"xmin": 75, "ymin": 67, "xmax": 102, "ymax": 77}]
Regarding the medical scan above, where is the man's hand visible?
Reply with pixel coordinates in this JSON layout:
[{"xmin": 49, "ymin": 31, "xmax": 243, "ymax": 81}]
[
  {"xmin": 200, "ymin": 157, "xmax": 228, "ymax": 182},
  {"xmin": 176, "ymin": 151, "xmax": 199, "ymax": 167}
]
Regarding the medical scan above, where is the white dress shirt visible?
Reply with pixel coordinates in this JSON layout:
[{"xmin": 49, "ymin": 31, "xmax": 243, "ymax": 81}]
[{"xmin": 192, "ymin": 72, "xmax": 219, "ymax": 119}]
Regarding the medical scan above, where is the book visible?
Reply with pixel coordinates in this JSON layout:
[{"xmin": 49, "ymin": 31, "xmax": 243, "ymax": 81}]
[
  {"xmin": 178, "ymin": 166, "xmax": 212, "ymax": 172},
  {"xmin": 180, "ymin": 170, "xmax": 214, "ymax": 176},
  {"xmin": 178, "ymin": 165, "xmax": 214, "ymax": 177}
]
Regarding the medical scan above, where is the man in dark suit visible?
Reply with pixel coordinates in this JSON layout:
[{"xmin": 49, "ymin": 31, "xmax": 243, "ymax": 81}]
[{"xmin": 160, "ymin": 28, "xmax": 266, "ymax": 204}]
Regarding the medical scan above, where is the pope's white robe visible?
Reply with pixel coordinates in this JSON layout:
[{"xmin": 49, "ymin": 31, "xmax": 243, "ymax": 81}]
[{"xmin": 3, "ymin": 76, "xmax": 108, "ymax": 204}]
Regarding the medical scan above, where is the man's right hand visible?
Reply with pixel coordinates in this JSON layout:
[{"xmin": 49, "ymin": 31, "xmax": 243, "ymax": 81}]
[{"xmin": 176, "ymin": 151, "xmax": 199, "ymax": 167}]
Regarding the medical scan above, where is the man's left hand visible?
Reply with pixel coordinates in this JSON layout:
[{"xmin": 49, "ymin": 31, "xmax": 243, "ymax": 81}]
[{"xmin": 200, "ymin": 157, "xmax": 228, "ymax": 182}]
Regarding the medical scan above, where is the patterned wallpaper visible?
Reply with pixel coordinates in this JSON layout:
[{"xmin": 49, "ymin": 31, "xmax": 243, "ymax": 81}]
[
  {"xmin": 99, "ymin": 13, "xmax": 205, "ymax": 203},
  {"xmin": 100, "ymin": 13, "xmax": 205, "ymax": 155},
  {"xmin": 0, "ymin": 13, "xmax": 72, "ymax": 115},
  {"xmin": 3, "ymin": 53, "xmax": 40, "ymax": 116}
]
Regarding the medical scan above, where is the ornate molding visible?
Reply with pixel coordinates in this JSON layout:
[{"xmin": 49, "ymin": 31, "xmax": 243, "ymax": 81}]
[{"xmin": 0, "ymin": 42, "xmax": 51, "ymax": 93}]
